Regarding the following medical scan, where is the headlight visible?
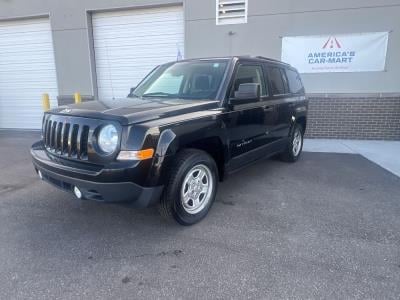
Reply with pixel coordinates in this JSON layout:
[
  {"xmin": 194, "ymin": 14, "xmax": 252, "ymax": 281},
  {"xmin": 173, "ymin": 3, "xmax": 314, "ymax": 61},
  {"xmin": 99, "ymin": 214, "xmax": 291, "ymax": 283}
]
[{"xmin": 98, "ymin": 124, "xmax": 118, "ymax": 154}]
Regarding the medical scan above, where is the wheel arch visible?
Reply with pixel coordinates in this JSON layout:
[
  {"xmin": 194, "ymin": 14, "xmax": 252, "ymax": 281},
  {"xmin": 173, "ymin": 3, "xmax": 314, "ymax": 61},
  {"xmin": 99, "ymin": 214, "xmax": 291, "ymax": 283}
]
[
  {"xmin": 183, "ymin": 136, "xmax": 227, "ymax": 181},
  {"xmin": 155, "ymin": 129, "xmax": 228, "ymax": 182},
  {"xmin": 296, "ymin": 116, "xmax": 307, "ymax": 133}
]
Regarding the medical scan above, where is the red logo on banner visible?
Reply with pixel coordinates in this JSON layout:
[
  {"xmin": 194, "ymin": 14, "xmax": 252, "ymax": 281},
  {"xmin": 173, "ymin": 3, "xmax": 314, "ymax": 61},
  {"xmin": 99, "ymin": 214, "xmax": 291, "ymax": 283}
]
[{"xmin": 322, "ymin": 37, "xmax": 342, "ymax": 49}]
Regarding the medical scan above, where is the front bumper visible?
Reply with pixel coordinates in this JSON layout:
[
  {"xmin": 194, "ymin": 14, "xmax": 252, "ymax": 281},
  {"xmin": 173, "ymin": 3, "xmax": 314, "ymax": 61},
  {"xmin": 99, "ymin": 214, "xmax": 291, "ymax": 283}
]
[{"xmin": 31, "ymin": 141, "xmax": 163, "ymax": 207}]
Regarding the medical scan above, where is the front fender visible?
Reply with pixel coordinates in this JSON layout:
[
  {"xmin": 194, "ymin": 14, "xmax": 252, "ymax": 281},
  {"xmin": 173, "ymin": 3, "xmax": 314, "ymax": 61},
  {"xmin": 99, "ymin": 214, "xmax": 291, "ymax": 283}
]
[
  {"xmin": 155, "ymin": 129, "xmax": 178, "ymax": 157},
  {"xmin": 146, "ymin": 129, "xmax": 178, "ymax": 186}
]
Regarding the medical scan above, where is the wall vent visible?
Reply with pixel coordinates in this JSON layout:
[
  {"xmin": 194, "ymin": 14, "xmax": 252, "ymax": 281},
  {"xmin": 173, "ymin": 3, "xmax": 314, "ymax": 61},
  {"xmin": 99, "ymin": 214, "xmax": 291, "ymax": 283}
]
[{"xmin": 216, "ymin": 0, "xmax": 248, "ymax": 25}]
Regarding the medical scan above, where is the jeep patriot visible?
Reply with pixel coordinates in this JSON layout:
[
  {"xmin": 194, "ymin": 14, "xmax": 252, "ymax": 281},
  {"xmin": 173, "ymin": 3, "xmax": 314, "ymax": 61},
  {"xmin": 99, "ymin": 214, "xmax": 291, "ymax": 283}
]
[{"xmin": 31, "ymin": 56, "xmax": 308, "ymax": 225}]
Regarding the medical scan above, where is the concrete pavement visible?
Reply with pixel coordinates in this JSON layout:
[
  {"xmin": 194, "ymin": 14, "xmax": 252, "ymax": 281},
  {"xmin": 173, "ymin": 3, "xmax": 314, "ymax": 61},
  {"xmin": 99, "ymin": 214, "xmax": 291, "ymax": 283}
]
[
  {"xmin": 1, "ymin": 132, "xmax": 399, "ymax": 299},
  {"xmin": 304, "ymin": 139, "xmax": 400, "ymax": 178}
]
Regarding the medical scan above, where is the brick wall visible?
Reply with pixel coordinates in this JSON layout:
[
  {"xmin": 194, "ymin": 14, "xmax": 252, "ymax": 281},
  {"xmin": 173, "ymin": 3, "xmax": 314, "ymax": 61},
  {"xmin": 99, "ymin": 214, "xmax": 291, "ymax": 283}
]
[{"xmin": 305, "ymin": 94, "xmax": 400, "ymax": 140}]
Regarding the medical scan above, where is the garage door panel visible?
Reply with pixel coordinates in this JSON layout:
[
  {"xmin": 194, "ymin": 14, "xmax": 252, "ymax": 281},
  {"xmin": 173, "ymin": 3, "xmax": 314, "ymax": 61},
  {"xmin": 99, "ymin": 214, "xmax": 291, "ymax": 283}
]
[
  {"xmin": 0, "ymin": 65, "xmax": 57, "ymax": 73},
  {"xmin": 93, "ymin": 16, "xmax": 184, "ymax": 28},
  {"xmin": 93, "ymin": 41, "xmax": 183, "ymax": 51},
  {"xmin": 96, "ymin": 68, "xmax": 160, "ymax": 80},
  {"xmin": 0, "ymin": 31, "xmax": 53, "ymax": 43},
  {"xmin": 93, "ymin": 6, "xmax": 184, "ymax": 99},
  {"xmin": 0, "ymin": 43, "xmax": 54, "ymax": 51},
  {"xmin": 95, "ymin": 70, "xmax": 153, "ymax": 78},
  {"xmin": 93, "ymin": 9, "xmax": 183, "ymax": 20},
  {"xmin": 94, "ymin": 37, "xmax": 183, "ymax": 49},
  {"xmin": 0, "ymin": 30, "xmax": 51, "ymax": 38},
  {"xmin": 0, "ymin": 86, "xmax": 59, "ymax": 93},
  {"xmin": 0, "ymin": 60, "xmax": 56, "ymax": 68},
  {"xmin": 93, "ymin": 23, "xmax": 183, "ymax": 35},
  {"xmin": 94, "ymin": 41, "xmax": 183, "ymax": 50},
  {"xmin": 93, "ymin": 37, "xmax": 183, "ymax": 51},
  {"xmin": 96, "ymin": 79, "xmax": 144, "ymax": 86},
  {"xmin": 0, "ymin": 41, "xmax": 53, "ymax": 54},
  {"xmin": 94, "ymin": 32, "xmax": 183, "ymax": 42},
  {"xmin": 0, "ymin": 24, "xmax": 52, "ymax": 35},
  {"xmin": 0, "ymin": 117, "xmax": 43, "ymax": 129},
  {"xmin": 93, "ymin": 7, "xmax": 182, "ymax": 21},
  {"xmin": 0, "ymin": 18, "xmax": 58, "ymax": 129},
  {"xmin": 0, "ymin": 65, "xmax": 56, "ymax": 73},
  {"xmin": 95, "ymin": 54, "xmax": 182, "ymax": 64},
  {"xmin": 0, "ymin": 75, "xmax": 58, "ymax": 82},
  {"xmin": 93, "ymin": 34, "xmax": 183, "ymax": 45}
]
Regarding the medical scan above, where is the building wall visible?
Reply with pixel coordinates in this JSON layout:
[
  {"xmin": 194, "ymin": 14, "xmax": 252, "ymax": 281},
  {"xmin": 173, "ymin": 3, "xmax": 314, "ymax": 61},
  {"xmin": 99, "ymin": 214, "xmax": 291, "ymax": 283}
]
[
  {"xmin": 306, "ymin": 95, "xmax": 400, "ymax": 140},
  {"xmin": 0, "ymin": 0, "xmax": 183, "ymax": 98},
  {"xmin": 184, "ymin": 0, "xmax": 400, "ymax": 94},
  {"xmin": 2, "ymin": 0, "xmax": 399, "ymax": 96}
]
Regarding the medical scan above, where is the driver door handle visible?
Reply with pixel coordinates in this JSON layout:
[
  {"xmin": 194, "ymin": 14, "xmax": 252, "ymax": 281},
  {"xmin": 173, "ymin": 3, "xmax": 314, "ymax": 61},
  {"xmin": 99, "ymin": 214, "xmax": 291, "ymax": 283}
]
[{"xmin": 263, "ymin": 105, "xmax": 273, "ymax": 112}]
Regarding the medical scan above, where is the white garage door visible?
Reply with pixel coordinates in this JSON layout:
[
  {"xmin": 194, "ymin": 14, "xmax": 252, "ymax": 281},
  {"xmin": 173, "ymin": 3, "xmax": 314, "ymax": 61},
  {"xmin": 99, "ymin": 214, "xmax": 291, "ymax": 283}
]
[
  {"xmin": 92, "ymin": 5, "xmax": 184, "ymax": 99},
  {"xmin": 0, "ymin": 18, "xmax": 58, "ymax": 129}
]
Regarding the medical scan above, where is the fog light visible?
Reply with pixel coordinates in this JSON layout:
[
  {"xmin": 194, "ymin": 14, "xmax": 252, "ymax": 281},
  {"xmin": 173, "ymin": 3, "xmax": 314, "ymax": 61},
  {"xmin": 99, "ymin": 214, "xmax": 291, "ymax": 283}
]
[
  {"xmin": 38, "ymin": 170, "xmax": 43, "ymax": 180},
  {"xmin": 73, "ymin": 186, "xmax": 82, "ymax": 199}
]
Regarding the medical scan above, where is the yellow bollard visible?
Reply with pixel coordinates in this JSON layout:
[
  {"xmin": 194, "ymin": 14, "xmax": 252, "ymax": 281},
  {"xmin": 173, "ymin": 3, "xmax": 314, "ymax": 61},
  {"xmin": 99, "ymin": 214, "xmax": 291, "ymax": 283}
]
[
  {"xmin": 42, "ymin": 93, "xmax": 50, "ymax": 111},
  {"xmin": 74, "ymin": 92, "xmax": 82, "ymax": 104}
]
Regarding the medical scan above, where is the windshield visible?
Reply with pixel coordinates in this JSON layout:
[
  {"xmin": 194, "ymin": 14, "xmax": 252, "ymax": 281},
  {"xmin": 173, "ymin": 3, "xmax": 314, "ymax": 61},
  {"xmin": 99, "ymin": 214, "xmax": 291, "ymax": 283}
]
[{"xmin": 131, "ymin": 60, "xmax": 229, "ymax": 100}]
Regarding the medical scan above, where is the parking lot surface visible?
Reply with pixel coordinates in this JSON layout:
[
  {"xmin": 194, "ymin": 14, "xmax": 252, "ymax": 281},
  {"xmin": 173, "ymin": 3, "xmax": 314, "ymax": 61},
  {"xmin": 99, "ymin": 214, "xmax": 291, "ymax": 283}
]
[{"xmin": 1, "ymin": 131, "xmax": 399, "ymax": 299}]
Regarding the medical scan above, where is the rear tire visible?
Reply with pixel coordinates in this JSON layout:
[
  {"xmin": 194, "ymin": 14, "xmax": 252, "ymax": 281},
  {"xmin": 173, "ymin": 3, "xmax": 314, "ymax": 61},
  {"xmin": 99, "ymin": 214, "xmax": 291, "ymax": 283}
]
[
  {"xmin": 280, "ymin": 123, "xmax": 304, "ymax": 162},
  {"xmin": 158, "ymin": 149, "xmax": 218, "ymax": 226}
]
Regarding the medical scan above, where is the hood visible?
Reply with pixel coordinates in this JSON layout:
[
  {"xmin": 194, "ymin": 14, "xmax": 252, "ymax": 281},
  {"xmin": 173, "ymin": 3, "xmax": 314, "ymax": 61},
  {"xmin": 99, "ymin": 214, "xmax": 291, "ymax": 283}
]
[{"xmin": 49, "ymin": 97, "xmax": 220, "ymax": 125}]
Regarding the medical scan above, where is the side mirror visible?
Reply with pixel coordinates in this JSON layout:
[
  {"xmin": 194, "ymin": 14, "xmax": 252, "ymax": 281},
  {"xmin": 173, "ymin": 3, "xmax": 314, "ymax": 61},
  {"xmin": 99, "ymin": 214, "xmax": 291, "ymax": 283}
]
[
  {"xmin": 128, "ymin": 86, "xmax": 136, "ymax": 97},
  {"xmin": 230, "ymin": 83, "xmax": 260, "ymax": 105}
]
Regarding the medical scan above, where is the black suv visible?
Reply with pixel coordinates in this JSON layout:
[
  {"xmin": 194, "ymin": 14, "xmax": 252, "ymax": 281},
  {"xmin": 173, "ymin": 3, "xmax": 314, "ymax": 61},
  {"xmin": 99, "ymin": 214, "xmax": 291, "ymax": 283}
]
[{"xmin": 31, "ymin": 56, "xmax": 307, "ymax": 225}]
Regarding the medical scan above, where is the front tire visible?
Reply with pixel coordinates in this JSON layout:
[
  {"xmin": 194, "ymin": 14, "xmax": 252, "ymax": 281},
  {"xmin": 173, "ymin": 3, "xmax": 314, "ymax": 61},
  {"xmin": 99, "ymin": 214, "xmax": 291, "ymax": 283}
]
[
  {"xmin": 158, "ymin": 149, "xmax": 218, "ymax": 226},
  {"xmin": 280, "ymin": 123, "xmax": 304, "ymax": 162}
]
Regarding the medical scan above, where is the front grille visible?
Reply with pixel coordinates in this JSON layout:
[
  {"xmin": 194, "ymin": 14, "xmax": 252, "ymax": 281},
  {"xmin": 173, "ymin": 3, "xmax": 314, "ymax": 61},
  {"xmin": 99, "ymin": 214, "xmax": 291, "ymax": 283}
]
[{"xmin": 43, "ymin": 115, "xmax": 91, "ymax": 160}]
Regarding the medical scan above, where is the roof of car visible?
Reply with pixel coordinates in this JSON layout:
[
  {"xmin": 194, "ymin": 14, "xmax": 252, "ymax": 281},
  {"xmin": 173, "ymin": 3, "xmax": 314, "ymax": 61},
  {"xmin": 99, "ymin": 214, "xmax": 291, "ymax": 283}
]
[{"xmin": 177, "ymin": 56, "xmax": 291, "ymax": 67}]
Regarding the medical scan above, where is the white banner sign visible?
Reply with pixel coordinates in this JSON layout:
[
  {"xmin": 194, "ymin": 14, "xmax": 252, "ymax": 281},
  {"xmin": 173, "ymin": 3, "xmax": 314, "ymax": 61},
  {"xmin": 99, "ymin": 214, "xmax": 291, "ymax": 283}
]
[{"xmin": 281, "ymin": 32, "xmax": 389, "ymax": 73}]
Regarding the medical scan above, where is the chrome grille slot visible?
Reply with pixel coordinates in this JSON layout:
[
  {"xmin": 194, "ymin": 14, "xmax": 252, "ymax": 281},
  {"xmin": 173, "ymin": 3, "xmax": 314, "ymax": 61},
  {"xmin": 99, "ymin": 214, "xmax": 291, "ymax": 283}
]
[
  {"xmin": 46, "ymin": 120, "xmax": 52, "ymax": 146},
  {"xmin": 69, "ymin": 124, "xmax": 79, "ymax": 157},
  {"xmin": 61, "ymin": 123, "xmax": 70, "ymax": 154},
  {"xmin": 42, "ymin": 115, "xmax": 97, "ymax": 162},
  {"xmin": 50, "ymin": 121, "xmax": 57, "ymax": 149},
  {"xmin": 79, "ymin": 125, "xmax": 90, "ymax": 159},
  {"xmin": 56, "ymin": 122, "xmax": 63, "ymax": 152}
]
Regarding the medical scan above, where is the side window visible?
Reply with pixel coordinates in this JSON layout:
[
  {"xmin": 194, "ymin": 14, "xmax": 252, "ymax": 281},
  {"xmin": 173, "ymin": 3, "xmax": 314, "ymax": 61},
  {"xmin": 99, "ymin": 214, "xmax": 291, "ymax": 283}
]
[
  {"xmin": 231, "ymin": 64, "xmax": 267, "ymax": 98},
  {"xmin": 268, "ymin": 67, "xmax": 286, "ymax": 96},
  {"xmin": 285, "ymin": 69, "xmax": 304, "ymax": 94}
]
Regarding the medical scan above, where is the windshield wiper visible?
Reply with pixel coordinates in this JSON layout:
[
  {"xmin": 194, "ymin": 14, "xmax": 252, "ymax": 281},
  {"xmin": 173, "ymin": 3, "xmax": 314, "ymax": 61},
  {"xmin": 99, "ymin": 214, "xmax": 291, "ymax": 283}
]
[{"xmin": 142, "ymin": 92, "xmax": 174, "ymax": 97}]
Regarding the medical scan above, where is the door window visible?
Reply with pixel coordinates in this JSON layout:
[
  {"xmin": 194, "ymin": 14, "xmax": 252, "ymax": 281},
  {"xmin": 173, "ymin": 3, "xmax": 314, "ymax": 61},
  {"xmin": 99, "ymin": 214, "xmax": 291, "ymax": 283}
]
[
  {"xmin": 285, "ymin": 69, "xmax": 304, "ymax": 94},
  {"xmin": 268, "ymin": 67, "xmax": 286, "ymax": 96},
  {"xmin": 231, "ymin": 65, "xmax": 267, "ymax": 98}
]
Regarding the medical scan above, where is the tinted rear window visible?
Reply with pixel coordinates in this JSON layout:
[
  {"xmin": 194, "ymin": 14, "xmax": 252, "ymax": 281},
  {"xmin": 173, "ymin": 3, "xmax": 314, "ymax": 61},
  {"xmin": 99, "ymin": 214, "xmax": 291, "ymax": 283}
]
[
  {"xmin": 285, "ymin": 69, "xmax": 304, "ymax": 94},
  {"xmin": 268, "ymin": 67, "xmax": 286, "ymax": 95}
]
